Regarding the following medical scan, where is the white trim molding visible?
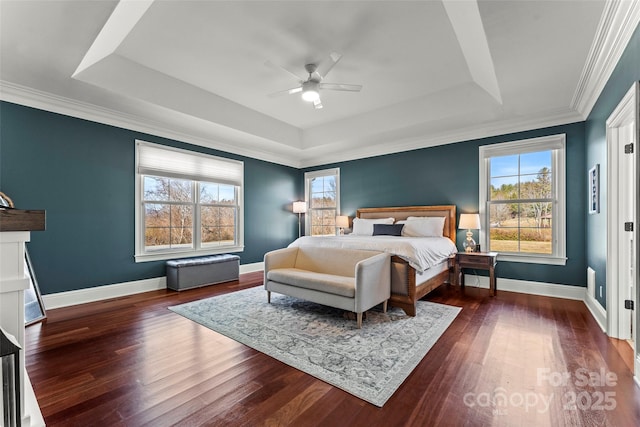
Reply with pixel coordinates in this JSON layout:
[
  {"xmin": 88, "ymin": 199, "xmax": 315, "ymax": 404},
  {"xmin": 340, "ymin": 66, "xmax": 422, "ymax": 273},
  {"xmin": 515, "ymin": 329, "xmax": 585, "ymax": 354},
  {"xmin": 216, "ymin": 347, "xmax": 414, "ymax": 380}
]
[
  {"xmin": 0, "ymin": 80, "xmax": 301, "ymax": 168},
  {"xmin": 240, "ymin": 261, "xmax": 264, "ymax": 274},
  {"xmin": 462, "ymin": 274, "xmax": 585, "ymax": 300},
  {"xmin": 42, "ymin": 277, "xmax": 167, "ymax": 310},
  {"xmin": 572, "ymin": 0, "xmax": 640, "ymax": 118},
  {"xmin": 605, "ymin": 81, "xmax": 639, "ymax": 340},
  {"xmin": 585, "ymin": 292, "xmax": 608, "ymax": 333},
  {"xmin": 42, "ymin": 261, "xmax": 265, "ymax": 310}
]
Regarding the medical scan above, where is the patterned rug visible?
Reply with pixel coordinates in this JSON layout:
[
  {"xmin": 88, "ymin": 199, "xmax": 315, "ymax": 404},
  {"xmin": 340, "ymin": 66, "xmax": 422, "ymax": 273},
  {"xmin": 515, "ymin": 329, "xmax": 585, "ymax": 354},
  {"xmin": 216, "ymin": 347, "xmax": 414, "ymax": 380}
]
[{"xmin": 169, "ymin": 286, "xmax": 461, "ymax": 407}]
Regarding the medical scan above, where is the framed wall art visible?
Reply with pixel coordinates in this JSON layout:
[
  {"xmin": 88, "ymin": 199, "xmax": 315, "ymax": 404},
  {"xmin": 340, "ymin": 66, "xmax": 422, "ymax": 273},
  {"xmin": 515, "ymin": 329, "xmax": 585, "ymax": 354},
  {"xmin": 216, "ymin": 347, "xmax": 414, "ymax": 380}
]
[{"xmin": 589, "ymin": 164, "xmax": 599, "ymax": 214}]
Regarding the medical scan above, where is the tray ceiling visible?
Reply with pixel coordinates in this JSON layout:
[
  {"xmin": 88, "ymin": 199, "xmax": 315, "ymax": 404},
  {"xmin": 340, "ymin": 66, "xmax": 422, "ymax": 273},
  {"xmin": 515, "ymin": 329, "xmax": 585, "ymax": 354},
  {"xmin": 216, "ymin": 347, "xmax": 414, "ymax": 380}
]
[{"xmin": 1, "ymin": 0, "xmax": 632, "ymax": 167}]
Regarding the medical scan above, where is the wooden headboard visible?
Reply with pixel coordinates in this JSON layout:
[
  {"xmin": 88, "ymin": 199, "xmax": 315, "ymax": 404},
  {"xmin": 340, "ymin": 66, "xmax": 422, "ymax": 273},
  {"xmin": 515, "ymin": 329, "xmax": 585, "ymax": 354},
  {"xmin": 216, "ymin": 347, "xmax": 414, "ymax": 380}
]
[{"xmin": 356, "ymin": 205, "xmax": 457, "ymax": 243}]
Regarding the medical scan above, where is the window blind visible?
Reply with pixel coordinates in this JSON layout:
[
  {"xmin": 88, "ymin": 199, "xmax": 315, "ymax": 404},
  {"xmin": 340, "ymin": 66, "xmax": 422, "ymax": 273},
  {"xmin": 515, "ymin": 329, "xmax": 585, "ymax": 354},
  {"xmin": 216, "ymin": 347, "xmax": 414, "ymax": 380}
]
[{"xmin": 137, "ymin": 141, "xmax": 243, "ymax": 186}]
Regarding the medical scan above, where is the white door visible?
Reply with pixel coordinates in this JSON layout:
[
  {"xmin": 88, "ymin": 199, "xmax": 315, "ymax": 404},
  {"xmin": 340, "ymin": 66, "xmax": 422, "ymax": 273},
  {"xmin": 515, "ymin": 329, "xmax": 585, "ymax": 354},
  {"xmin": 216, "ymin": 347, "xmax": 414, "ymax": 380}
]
[
  {"xmin": 606, "ymin": 82, "xmax": 639, "ymax": 353},
  {"xmin": 618, "ymin": 122, "xmax": 636, "ymax": 343}
]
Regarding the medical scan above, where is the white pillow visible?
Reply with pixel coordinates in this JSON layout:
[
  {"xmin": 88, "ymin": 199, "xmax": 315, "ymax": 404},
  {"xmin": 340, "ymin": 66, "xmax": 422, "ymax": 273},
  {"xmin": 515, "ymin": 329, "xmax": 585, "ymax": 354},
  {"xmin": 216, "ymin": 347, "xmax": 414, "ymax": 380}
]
[
  {"xmin": 351, "ymin": 217, "xmax": 395, "ymax": 236},
  {"xmin": 402, "ymin": 217, "xmax": 445, "ymax": 237}
]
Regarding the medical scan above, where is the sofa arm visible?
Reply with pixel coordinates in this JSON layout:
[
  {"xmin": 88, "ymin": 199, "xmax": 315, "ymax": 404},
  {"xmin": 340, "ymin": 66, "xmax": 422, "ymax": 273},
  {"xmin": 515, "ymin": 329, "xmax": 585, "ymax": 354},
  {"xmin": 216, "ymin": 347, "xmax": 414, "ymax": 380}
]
[
  {"xmin": 264, "ymin": 247, "xmax": 299, "ymax": 282},
  {"xmin": 354, "ymin": 252, "xmax": 391, "ymax": 313}
]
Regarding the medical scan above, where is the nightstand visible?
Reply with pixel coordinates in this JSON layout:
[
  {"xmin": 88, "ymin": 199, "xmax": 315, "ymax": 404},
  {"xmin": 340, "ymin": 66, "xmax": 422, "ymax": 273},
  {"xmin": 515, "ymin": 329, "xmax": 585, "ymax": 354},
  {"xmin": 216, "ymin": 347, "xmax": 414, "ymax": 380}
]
[{"xmin": 454, "ymin": 252, "xmax": 498, "ymax": 296}]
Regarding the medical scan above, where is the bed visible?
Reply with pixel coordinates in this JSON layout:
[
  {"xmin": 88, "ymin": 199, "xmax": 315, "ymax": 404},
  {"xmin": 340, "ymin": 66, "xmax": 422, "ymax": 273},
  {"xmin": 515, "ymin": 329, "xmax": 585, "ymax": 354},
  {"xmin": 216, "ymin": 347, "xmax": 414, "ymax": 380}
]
[{"xmin": 289, "ymin": 205, "xmax": 457, "ymax": 316}]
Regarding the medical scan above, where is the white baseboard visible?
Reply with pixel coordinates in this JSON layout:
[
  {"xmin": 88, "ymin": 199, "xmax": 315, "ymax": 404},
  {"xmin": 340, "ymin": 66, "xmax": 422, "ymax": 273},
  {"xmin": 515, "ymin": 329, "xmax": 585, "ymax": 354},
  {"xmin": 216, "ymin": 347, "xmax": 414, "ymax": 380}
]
[
  {"xmin": 240, "ymin": 261, "xmax": 264, "ymax": 274},
  {"xmin": 635, "ymin": 356, "xmax": 640, "ymax": 389},
  {"xmin": 41, "ymin": 266, "xmax": 600, "ymax": 317},
  {"xmin": 42, "ymin": 261, "xmax": 265, "ymax": 310},
  {"xmin": 584, "ymin": 292, "xmax": 607, "ymax": 333},
  {"xmin": 43, "ymin": 276, "xmax": 167, "ymax": 310},
  {"xmin": 463, "ymin": 274, "xmax": 586, "ymax": 300}
]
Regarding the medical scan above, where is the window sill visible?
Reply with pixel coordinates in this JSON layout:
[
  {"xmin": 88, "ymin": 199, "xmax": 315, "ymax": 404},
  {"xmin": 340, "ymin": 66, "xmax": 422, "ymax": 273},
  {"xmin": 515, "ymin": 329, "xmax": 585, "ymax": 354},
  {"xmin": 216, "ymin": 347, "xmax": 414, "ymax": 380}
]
[
  {"xmin": 134, "ymin": 245, "xmax": 244, "ymax": 263},
  {"xmin": 496, "ymin": 253, "xmax": 567, "ymax": 266}
]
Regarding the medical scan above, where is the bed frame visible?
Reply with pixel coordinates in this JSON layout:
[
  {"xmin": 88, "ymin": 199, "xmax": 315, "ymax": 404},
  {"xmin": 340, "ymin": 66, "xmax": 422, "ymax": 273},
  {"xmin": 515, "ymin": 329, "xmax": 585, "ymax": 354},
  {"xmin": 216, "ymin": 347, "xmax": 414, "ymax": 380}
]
[{"xmin": 356, "ymin": 205, "xmax": 457, "ymax": 316}]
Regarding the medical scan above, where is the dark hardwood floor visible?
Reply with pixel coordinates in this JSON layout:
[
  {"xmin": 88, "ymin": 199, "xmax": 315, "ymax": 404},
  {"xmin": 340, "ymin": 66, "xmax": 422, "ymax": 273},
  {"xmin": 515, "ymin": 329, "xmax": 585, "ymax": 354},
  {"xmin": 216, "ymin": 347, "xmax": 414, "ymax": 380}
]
[{"xmin": 25, "ymin": 273, "xmax": 640, "ymax": 426}]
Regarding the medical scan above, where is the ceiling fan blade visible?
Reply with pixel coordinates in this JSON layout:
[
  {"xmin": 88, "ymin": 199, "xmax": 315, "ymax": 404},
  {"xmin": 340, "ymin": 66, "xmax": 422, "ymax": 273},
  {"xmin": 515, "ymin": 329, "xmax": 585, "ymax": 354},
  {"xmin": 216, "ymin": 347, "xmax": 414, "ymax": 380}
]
[
  {"xmin": 315, "ymin": 52, "xmax": 342, "ymax": 79},
  {"xmin": 313, "ymin": 98, "xmax": 323, "ymax": 109},
  {"xmin": 267, "ymin": 86, "xmax": 302, "ymax": 98},
  {"xmin": 319, "ymin": 83, "xmax": 362, "ymax": 92},
  {"xmin": 264, "ymin": 60, "xmax": 304, "ymax": 82}
]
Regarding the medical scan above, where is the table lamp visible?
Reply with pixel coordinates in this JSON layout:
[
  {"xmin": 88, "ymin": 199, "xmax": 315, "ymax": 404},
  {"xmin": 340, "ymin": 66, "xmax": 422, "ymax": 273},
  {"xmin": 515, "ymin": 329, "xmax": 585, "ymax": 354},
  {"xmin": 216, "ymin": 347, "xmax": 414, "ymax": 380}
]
[
  {"xmin": 336, "ymin": 215, "xmax": 349, "ymax": 235},
  {"xmin": 458, "ymin": 213, "xmax": 481, "ymax": 252}
]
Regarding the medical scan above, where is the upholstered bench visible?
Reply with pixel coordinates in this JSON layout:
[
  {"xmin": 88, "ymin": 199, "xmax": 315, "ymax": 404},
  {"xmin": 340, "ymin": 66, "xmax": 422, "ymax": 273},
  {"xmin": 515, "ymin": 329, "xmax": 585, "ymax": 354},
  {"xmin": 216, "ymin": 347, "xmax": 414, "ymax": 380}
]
[
  {"xmin": 263, "ymin": 246, "xmax": 391, "ymax": 328},
  {"xmin": 166, "ymin": 254, "xmax": 240, "ymax": 291}
]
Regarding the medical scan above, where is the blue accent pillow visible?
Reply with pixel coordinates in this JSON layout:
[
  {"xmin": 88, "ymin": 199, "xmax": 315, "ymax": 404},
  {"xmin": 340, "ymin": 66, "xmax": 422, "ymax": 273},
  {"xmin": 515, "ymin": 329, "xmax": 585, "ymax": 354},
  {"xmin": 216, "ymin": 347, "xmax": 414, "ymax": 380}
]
[{"xmin": 372, "ymin": 223, "xmax": 404, "ymax": 236}]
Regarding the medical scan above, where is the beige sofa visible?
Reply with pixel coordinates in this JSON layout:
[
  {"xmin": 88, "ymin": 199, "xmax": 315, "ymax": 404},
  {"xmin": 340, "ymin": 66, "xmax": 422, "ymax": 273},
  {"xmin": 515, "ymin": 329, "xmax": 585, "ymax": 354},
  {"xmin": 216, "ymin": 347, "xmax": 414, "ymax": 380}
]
[{"xmin": 263, "ymin": 246, "xmax": 391, "ymax": 328}]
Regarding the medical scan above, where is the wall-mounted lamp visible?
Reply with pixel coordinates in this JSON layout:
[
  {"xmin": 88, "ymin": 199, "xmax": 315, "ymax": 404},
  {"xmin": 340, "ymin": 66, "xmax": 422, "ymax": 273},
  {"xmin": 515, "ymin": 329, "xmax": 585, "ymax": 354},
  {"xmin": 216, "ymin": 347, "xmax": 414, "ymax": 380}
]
[
  {"xmin": 336, "ymin": 215, "xmax": 349, "ymax": 235},
  {"xmin": 293, "ymin": 201, "xmax": 307, "ymax": 238},
  {"xmin": 458, "ymin": 213, "xmax": 481, "ymax": 252}
]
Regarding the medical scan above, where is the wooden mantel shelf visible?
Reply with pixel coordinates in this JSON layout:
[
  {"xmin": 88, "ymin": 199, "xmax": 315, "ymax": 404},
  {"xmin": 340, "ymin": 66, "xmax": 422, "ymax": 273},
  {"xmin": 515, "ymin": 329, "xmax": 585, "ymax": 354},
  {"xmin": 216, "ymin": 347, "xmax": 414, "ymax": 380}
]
[{"xmin": 0, "ymin": 209, "xmax": 46, "ymax": 232}]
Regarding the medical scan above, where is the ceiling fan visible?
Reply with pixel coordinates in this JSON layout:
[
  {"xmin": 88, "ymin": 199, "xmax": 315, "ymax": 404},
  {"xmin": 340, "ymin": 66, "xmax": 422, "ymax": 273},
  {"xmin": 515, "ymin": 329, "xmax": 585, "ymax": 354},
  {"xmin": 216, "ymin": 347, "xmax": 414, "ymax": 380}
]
[{"xmin": 266, "ymin": 52, "xmax": 362, "ymax": 109}]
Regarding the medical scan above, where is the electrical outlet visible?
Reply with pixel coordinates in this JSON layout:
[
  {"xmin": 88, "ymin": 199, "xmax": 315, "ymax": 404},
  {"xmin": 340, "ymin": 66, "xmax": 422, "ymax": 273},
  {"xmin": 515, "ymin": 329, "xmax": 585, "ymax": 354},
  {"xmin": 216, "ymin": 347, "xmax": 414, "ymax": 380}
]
[{"xmin": 599, "ymin": 285, "xmax": 603, "ymax": 299}]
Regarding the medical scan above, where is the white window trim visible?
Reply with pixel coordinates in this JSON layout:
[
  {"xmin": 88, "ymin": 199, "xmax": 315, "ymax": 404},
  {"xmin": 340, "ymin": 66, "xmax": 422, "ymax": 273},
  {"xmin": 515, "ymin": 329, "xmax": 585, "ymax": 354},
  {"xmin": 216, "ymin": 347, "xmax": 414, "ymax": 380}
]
[
  {"xmin": 135, "ymin": 141, "xmax": 244, "ymax": 262},
  {"xmin": 478, "ymin": 134, "xmax": 567, "ymax": 265},
  {"xmin": 304, "ymin": 168, "xmax": 340, "ymax": 236}
]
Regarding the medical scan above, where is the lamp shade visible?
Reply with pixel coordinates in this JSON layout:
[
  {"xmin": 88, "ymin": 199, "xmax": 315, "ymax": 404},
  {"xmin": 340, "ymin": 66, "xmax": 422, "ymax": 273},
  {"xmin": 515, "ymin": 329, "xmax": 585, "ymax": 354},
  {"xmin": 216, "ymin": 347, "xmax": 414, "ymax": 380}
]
[
  {"xmin": 459, "ymin": 213, "xmax": 481, "ymax": 230},
  {"xmin": 292, "ymin": 201, "xmax": 307, "ymax": 214},
  {"xmin": 336, "ymin": 215, "xmax": 349, "ymax": 228}
]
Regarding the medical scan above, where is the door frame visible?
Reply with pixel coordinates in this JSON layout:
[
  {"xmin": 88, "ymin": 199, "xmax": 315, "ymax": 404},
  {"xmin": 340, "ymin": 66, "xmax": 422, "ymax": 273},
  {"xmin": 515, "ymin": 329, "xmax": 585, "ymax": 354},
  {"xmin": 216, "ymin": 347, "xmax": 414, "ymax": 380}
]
[{"xmin": 606, "ymin": 81, "xmax": 639, "ymax": 371}]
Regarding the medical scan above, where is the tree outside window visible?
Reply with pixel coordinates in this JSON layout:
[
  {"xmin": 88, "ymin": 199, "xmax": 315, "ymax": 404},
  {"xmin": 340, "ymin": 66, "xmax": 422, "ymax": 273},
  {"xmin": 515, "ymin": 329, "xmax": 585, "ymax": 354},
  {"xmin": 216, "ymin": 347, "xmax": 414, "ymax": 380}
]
[
  {"xmin": 479, "ymin": 134, "xmax": 566, "ymax": 265},
  {"xmin": 304, "ymin": 168, "xmax": 340, "ymax": 236},
  {"xmin": 142, "ymin": 176, "xmax": 238, "ymax": 252},
  {"xmin": 489, "ymin": 152, "xmax": 553, "ymax": 254}
]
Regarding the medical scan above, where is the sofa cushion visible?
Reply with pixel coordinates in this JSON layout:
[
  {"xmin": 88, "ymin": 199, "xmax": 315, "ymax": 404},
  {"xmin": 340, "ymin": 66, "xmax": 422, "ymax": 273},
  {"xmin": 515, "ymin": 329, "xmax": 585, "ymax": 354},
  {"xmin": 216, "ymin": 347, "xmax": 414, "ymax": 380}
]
[
  {"xmin": 292, "ymin": 247, "xmax": 380, "ymax": 277},
  {"xmin": 267, "ymin": 268, "xmax": 355, "ymax": 298}
]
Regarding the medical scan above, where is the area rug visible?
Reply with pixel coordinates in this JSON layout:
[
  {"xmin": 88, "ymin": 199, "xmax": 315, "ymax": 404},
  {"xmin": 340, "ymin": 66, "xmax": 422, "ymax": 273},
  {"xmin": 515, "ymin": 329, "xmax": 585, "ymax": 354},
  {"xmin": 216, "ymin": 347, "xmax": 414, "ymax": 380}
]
[{"xmin": 169, "ymin": 286, "xmax": 461, "ymax": 407}]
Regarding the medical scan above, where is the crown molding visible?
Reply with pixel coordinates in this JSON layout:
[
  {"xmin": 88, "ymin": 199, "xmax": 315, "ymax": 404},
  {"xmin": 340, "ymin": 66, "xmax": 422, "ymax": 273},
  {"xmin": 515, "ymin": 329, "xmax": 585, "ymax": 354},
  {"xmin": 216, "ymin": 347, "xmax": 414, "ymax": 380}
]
[
  {"xmin": 1, "ymin": 79, "xmax": 585, "ymax": 170},
  {"xmin": 0, "ymin": 80, "xmax": 302, "ymax": 168},
  {"xmin": 299, "ymin": 107, "xmax": 583, "ymax": 168},
  {"xmin": 572, "ymin": 0, "xmax": 640, "ymax": 118},
  {"xmin": 0, "ymin": 82, "xmax": 589, "ymax": 170}
]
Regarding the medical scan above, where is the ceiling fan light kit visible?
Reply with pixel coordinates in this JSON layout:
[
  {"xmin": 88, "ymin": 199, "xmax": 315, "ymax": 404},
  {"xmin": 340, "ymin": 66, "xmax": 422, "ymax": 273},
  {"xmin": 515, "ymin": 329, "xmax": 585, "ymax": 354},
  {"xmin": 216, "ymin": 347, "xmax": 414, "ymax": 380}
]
[
  {"xmin": 301, "ymin": 81, "xmax": 320, "ymax": 102},
  {"xmin": 267, "ymin": 53, "xmax": 362, "ymax": 109}
]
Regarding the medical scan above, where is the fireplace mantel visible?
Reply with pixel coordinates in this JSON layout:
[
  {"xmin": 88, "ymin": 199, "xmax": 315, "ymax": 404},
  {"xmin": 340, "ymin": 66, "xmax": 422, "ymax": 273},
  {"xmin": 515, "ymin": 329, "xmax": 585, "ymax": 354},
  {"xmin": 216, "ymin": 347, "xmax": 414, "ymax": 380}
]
[{"xmin": 0, "ymin": 209, "xmax": 45, "ymax": 232}]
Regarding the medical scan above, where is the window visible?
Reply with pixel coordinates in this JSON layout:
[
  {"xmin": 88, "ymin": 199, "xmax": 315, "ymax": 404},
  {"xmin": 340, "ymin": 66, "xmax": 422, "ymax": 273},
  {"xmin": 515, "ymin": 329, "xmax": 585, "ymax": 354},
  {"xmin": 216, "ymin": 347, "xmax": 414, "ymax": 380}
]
[
  {"xmin": 479, "ymin": 134, "xmax": 566, "ymax": 265},
  {"xmin": 135, "ymin": 141, "xmax": 243, "ymax": 262},
  {"xmin": 304, "ymin": 168, "xmax": 340, "ymax": 236}
]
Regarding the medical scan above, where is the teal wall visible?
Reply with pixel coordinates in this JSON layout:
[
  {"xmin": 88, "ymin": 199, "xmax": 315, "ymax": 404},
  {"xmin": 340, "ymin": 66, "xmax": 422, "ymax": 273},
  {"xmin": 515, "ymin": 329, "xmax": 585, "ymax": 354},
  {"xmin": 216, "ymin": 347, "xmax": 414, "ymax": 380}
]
[
  {"xmin": 586, "ymin": 24, "xmax": 640, "ymax": 308},
  {"xmin": 307, "ymin": 121, "xmax": 587, "ymax": 287},
  {"xmin": 5, "ymin": 22, "xmax": 639, "ymax": 297},
  {"xmin": 0, "ymin": 102, "xmax": 302, "ymax": 295}
]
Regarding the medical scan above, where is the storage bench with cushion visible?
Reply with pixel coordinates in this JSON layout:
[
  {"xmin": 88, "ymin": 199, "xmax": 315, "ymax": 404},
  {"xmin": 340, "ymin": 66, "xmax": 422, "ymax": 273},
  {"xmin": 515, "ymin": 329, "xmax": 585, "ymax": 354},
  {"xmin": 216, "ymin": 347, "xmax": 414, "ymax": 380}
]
[
  {"xmin": 166, "ymin": 254, "xmax": 240, "ymax": 291},
  {"xmin": 263, "ymin": 246, "xmax": 391, "ymax": 328}
]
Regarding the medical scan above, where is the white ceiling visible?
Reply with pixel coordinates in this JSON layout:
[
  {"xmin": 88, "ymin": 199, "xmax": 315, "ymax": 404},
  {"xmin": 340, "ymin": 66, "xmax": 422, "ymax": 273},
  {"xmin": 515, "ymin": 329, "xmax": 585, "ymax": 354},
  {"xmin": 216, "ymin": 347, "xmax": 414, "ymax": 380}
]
[{"xmin": 1, "ymin": 0, "xmax": 637, "ymax": 168}]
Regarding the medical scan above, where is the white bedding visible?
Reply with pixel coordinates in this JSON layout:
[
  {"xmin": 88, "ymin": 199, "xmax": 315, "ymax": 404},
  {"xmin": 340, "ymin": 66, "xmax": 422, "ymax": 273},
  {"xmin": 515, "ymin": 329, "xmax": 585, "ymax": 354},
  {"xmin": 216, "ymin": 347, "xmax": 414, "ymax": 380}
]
[{"xmin": 288, "ymin": 235, "xmax": 457, "ymax": 273}]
